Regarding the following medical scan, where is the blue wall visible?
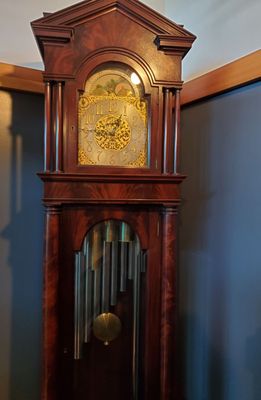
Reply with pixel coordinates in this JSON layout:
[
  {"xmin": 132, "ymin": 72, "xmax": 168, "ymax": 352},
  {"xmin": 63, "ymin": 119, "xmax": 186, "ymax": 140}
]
[
  {"xmin": 0, "ymin": 90, "xmax": 44, "ymax": 400},
  {"xmin": 180, "ymin": 82, "xmax": 261, "ymax": 400},
  {"xmin": 0, "ymin": 82, "xmax": 261, "ymax": 400}
]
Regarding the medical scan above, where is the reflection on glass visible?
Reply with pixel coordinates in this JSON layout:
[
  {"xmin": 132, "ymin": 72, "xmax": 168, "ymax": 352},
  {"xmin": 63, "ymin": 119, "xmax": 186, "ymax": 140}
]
[
  {"xmin": 131, "ymin": 72, "xmax": 141, "ymax": 85},
  {"xmin": 74, "ymin": 219, "xmax": 147, "ymax": 399},
  {"xmin": 78, "ymin": 63, "xmax": 149, "ymax": 167}
]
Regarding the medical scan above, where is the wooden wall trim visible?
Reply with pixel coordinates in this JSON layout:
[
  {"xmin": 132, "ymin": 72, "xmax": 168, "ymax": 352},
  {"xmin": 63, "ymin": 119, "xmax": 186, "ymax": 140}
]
[
  {"xmin": 0, "ymin": 62, "xmax": 44, "ymax": 94},
  {"xmin": 0, "ymin": 50, "xmax": 260, "ymax": 100},
  {"xmin": 181, "ymin": 50, "xmax": 261, "ymax": 106}
]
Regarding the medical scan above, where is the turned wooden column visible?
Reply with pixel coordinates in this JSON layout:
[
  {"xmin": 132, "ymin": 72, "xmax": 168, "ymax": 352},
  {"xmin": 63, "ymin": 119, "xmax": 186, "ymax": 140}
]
[
  {"xmin": 44, "ymin": 81, "xmax": 64, "ymax": 173},
  {"xmin": 163, "ymin": 88, "xmax": 174, "ymax": 174},
  {"xmin": 42, "ymin": 206, "xmax": 61, "ymax": 400},
  {"xmin": 160, "ymin": 207, "xmax": 178, "ymax": 400},
  {"xmin": 44, "ymin": 82, "xmax": 52, "ymax": 172},
  {"xmin": 173, "ymin": 89, "xmax": 181, "ymax": 174},
  {"xmin": 55, "ymin": 82, "xmax": 63, "ymax": 172}
]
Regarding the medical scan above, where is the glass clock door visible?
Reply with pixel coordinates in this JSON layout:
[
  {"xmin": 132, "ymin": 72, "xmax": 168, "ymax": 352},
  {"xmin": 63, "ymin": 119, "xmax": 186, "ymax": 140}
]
[
  {"xmin": 59, "ymin": 208, "xmax": 161, "ymax": 400},
  {"xmin": 74, "ymin": 220, "xmax": 146, "ymax": 399}
]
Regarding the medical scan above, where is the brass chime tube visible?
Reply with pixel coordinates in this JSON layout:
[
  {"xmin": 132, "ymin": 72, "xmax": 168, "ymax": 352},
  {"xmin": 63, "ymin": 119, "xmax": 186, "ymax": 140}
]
[
  {"xmin": 141, "ymin": 251, "xmax": 147, "ymax": 273},
  {"xmin": 84, "ymin": 239, "xmax": 92, "ymax": 343},
  {"xmin": 91, "ymin": 226, "xmax": 102, "ymax": 271},
  {"xmin": 110, "ymin": 241, "xmax": 118, "ymax": 306},
  {"xmin": 128, "ymin": 241, "xmax": 135, "ymax": 280},
  {"xmin": 101, "ymin": 241, "xmax": 111, "ymax": 313},
  {"xmin": 91, "ymin": 227, "xmax": 102, "ymax": 318},
  {"xmin": 120, "ymin": 242, "xmax": 128, "ymax": 292},
  {"xmin": 104, "ymin": 220, "xmax": 119, "ymax": 307},
  {"xmin": 93, "ymin": 268, "xmax": 101, "ymax": 319},
  {"xmin": 120, "ymin": 221, "xmax": 131, "ymax": 242},
  {"xmin": 120, "ymin": 222, "xmax": 131, "ymax": 292},
  {"xmin": 105, "ymin": 220, "xmax": 117, "ymax": 242}
]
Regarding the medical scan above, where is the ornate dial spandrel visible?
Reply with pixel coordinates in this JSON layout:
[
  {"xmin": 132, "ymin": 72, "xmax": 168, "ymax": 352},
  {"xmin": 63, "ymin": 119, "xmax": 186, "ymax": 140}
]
[{"xmin": 78, "ymin": 65, "xmax": 149, "ymax": 167}]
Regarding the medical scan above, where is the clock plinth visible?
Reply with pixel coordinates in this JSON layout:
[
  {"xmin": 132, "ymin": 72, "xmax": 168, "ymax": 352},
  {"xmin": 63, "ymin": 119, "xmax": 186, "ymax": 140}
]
[{"xmin": 32, "ymin": 1, "xmax": 195, "ymax": 399}]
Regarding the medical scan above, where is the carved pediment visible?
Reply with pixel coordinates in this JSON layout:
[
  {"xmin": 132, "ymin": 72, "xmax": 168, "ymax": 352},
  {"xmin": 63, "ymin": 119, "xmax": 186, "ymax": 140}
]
[{"xmin": 32, "ymin": 0, "xmax": 196, "ymax": 59}]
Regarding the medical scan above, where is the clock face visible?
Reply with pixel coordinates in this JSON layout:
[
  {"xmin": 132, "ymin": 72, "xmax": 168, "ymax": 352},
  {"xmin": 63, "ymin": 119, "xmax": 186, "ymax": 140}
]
[{"xmin": 78, "ymin": 65, "xmax": 149, "ymax": 167}]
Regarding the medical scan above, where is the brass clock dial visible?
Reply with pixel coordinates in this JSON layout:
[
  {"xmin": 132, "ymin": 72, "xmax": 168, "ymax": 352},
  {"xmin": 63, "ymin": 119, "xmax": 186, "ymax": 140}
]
[
  {"xmin": 95, "ymin": 114, "xmax": 131, "ymax": 151},
  {"xmin": 78, "ymin": 66, "xmax": 149, "ymax": 167}
]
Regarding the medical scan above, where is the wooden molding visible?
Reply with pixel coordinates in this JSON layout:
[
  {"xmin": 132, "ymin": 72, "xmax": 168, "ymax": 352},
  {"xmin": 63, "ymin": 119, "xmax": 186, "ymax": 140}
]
[
  {"xmin": 181, "ymin": 49, "xmax": 261, "ymax": 106},
  {"xmin": 1, "ymin": 50, "xmax": 260, "ymax": 100},
  {"xmin": 0, "ymin": 62, "xmax": 44, "ymax": 94}
]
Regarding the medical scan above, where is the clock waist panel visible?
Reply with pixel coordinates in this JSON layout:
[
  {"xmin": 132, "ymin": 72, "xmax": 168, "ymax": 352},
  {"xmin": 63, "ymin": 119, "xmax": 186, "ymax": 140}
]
[{"xmin": 42, "ymin": 181, "xmax": 181, "ymax": 204}]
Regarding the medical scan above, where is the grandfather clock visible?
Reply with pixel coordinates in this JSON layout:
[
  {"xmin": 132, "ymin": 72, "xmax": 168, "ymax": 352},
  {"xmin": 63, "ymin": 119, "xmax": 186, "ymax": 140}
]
[{"xmin": 32, "ymin": 1, "xmax": 195, "ymax": 399}]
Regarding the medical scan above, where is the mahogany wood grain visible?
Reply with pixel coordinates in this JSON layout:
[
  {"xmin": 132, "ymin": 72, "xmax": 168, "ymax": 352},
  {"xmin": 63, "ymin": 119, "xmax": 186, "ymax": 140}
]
[
  {"xmin": 32, "ymin": 0, "xmax": 194, "ymax": 84},
  {"xmin": 160, "ymin": 208, "xmax": 178, "ymax": 400},
  {"xmin": 42, "ymin": 206, "xmax": 61, "ymax": 400},
  {"xmin": 31, "ymin": 1, "xmax": 196, "ymax": 399},
  {"xmin": 1, "ymin": 51, "xmax": 259, "ymax": 101},
  {"xmin": 142, "ymin": 211, "xmax": 162, "ymax": 400},
  {"xmin": 40, "ymin": 179, "xmax": 183, "ymax": 205},
  {"xmin": 33, "ymin": 0, "xmax": 193, "ymax": 39},
  {"xmin": 58, "ymin": 207, "xmax": 153, "ymax": 399}
]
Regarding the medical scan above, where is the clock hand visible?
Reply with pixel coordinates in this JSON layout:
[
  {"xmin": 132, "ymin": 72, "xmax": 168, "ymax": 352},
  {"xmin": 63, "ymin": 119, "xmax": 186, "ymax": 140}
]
[
  {"xmin": 106, "ymin": 115, "xmax": 122, "ymax": 136},
  {"xmin": 115, "ymin": 115, "xmax": 122, "ymax": 130}
]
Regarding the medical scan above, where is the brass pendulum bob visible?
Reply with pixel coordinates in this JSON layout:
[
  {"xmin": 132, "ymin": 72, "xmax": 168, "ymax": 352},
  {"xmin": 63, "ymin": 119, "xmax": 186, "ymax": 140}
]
[{"xmin": 93, "ymin": 313, "xmax": 122, "ymax": 346}]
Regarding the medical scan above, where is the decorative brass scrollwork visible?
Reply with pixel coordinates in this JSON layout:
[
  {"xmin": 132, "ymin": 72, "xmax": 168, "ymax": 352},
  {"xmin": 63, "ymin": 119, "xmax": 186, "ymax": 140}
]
[
  {"xmin": 95, "ymin": 114, "xmax": 131, "ymax": 151},
  {"xmin": 77, "ymin": 65, "xmax": 149, "ymax": 167}
]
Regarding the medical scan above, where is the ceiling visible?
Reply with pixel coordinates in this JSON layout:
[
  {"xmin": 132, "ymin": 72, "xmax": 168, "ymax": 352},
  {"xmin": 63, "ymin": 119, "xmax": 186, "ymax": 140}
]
[
  {"xmin": 0, "ymin": 0, "xmax": 260, "ymax": 81},
  {"xmin": 0, "ymin": 0, "xmax": 165, "ymax": 70}
]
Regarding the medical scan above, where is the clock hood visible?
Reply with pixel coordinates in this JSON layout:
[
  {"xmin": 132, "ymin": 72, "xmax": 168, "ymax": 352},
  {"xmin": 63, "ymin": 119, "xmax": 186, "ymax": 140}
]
[{"xmin": 31, "ymin": 0, "xmax": 196, "ymax": 62}]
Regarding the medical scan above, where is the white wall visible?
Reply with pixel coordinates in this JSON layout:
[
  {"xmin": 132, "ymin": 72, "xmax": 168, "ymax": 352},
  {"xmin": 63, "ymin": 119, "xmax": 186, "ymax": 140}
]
[
  {"xmin": 166, "ymin": 0, "xmax": 261, "ymax": 80},
  {"xmin": 0, "ymin": 0, "xmax": 165, "ymax": 70},
  {"xmin": 0, "ymin": 0, "xmax": 260, "ymax": 80}
]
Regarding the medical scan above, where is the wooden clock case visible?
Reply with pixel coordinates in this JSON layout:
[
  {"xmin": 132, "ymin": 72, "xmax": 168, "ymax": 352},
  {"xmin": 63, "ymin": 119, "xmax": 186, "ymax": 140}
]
[{"xmin": 31, "ymin": 1, "xmax": 195, "ymax": 399}]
